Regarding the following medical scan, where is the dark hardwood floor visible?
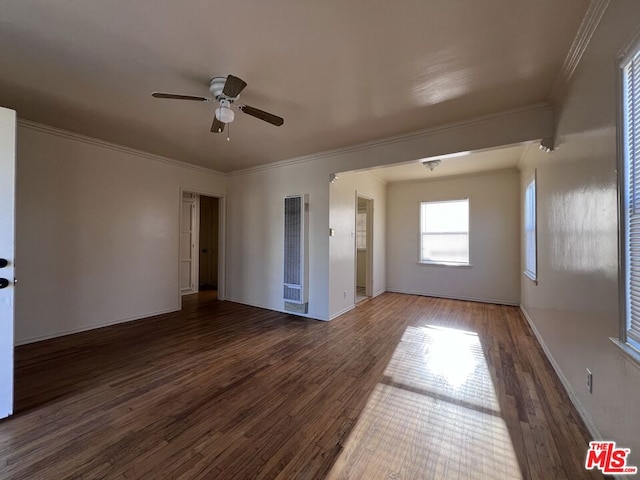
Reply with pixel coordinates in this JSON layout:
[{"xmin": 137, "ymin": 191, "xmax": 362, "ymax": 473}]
[{"xmin": 1, "ymin": 292, "xmax": 601, "ymax": 479}]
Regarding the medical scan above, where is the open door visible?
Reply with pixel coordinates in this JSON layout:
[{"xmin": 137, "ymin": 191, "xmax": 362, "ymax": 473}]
[
  {"xmin": 0, "ymin": 107, "xmax": 16, "ymax": 419},
  {"xmin": 355, "ymin": 195, "xmax": 373, "ymax": 304}
]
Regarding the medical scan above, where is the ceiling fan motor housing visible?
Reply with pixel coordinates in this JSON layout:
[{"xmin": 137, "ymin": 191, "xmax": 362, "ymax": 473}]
[{"xmin": 210, "ymin": 77, "xmax": 233, "ymax": 101}]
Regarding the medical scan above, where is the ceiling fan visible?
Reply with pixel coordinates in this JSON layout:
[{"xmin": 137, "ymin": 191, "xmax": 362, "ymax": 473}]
[{"xmin": 152, "ymin": 75, "xmax": 284, "ymax": 134}]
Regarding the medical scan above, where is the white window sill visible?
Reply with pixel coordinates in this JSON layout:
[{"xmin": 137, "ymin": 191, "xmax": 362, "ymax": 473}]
[
  {"xmin": 418, "ymin": 261, "xmax": 472, "ymax": 268},
  {"xmin": 610, "ymin": 337, "xmax": 640, "ymax": 370},
  {"xmin": 523, "ymin": 270, "xmax": 538, "ymax": 285}
]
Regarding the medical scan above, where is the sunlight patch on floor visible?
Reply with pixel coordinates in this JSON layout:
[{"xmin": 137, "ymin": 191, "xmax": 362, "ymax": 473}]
[{"xmin": 326, "ymin": 325, "xmax": 522, "ymax": 480}]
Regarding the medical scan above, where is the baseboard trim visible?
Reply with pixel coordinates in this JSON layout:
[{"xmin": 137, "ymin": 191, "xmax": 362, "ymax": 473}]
[
  {"xmin": 329, "ymin": 304, "xmax": 356, "ymax": 320},
  {"xmin": 15, "ymin": 306, "xmax": 179, "ymax": 346},
  {"xmin": 518, "ymin": 304, "xmax": 603, "ymax": 443},
  {"xmin": 372, "ymin": 288, "xmax": 386, "ymax": 298},
  {"xmin": 386, "ymin": 288, "xmax": 519, "ymax": 306},
  {"xmin": 224, "ymin": 297, "xmax": 328, "ymax": 322}
]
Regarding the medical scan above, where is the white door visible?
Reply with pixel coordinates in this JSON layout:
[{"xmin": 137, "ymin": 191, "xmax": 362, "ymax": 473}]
[
  {"xmin": 180, "ymin": 192, "xmax": 197, "ymax": 294},
  {"xmin": 0, "ymin": 107, "xmax": 16, "ymax": 419}
]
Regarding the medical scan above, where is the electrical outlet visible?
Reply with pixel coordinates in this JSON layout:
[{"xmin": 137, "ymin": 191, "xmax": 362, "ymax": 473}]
[{"xmin": 586, "ymin": 369, "xmax": 593, "ymax": 393}]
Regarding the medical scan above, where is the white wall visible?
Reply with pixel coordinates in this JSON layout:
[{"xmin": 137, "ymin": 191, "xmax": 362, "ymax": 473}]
[
  {"xmin": 387, "ymin": 169, "xmax": 520, "ymax": 305},
  {"xmin": 225, "ymin": 105, "xmax": 552, "ymax": 321},
  {"xmin": 329, "ymin": 171, "xmax": 386, "ymax": 318},
  {"xmin": 15, "ymin": 122, "xmax": 225, "ymax": 344},
  {"xmin": 225, "ymin": 160, "xmax": 330, "ymax": 320},
  {"xmin": 519, "ymin": 0, "xmax": 640, "ymax": 458}
]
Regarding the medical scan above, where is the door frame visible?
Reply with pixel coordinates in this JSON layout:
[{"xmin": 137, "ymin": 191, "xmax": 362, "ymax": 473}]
[
  {"xmin": 180, "ymin": 192, "xmax": 198, "ymax": 295},
  {"xmin": 179, "ymin": 188, "xmax": 226, "ymax": 301},
  {"xmin": 354, "ymin": 192, "xmax": 374, "ymax": 303},
  {"xmin": 0, "ymin": 106, "xmax": 15, "ymax": 419}
]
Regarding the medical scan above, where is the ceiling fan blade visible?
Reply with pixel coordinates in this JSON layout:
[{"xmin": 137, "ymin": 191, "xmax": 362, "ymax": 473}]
[
  {"xmin": 211, "ymin": 116, "xmax": 226, "ymax": 133},
  {"xmin": 152, "ymin": 92, "xmax": 211, "ymax": 102},
  {"xmin": 238, "ymin": 104, "xmax": 284, "ymax": 126},
  {"xmin": 222, "ymin": 75, "xmax": 247, "ymax": 98}
]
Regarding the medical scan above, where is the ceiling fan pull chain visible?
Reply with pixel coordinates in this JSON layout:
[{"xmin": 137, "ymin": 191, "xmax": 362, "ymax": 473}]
[{"xmin": 227, "ymin": 121, "xmax": 231, "ymax": 142}]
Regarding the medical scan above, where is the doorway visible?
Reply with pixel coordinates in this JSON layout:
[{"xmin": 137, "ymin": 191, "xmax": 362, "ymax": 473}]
[
  {"xmin": 355, "ymin": 195, "xmax": 373, "ymax": 304},
  {"xmin": 198, "ymin": 195, "xmax": 219, "ymax": 291},
  {"xmin": 179, "ymin": 190, "xmax": 224, "ymax": 299}
]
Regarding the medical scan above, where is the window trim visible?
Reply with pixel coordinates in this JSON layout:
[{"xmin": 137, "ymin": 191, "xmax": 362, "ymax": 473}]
[
  {"xmin": 418, "ymin": 198, "xmax": 470, "ymax": 267},
  {"xmin": 523, "ymin": 171, "xmax": 538, "ymax": 285},
  {"xmin": 615, "ymin": 37, "xmax": 640, "ymax": 366}
]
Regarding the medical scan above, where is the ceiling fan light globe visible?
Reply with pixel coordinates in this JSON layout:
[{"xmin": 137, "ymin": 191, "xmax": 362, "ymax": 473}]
[{"xmin": 215, "ymin": 105, "xmax": 235, "ymax": 123}]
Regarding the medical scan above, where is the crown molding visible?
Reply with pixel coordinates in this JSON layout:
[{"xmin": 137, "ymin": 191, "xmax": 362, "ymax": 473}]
[
  {"xmin": 385, "ymin": 166, "xmax": 519, "ymax": 187},
  {"xmin": 549, "ymin": 0, "xmax": 611, "ymax": 104},
  {"xmin": 363, "ymin": 170, "xmax": 388, "ymax": 185},
  {"xmin": 17, "ymin": 118, "xmax": 225, "ymax": 177},
  {"xmin": 227, "ymin": 103, "xmax": 552, "ymax": 177}
]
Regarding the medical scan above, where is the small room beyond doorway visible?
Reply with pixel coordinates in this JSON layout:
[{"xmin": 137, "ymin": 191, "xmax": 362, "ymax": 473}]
[
  {"xmin": 199, "ymin": 195, "xmax": 219, "ymax": 291},
  {"xmin": 180, "ymin": 192, "xmax": 222, "ymax": 298},
  {"xmin": 355, "ymin": 195, "xmax": 373, "ymax": 304}
]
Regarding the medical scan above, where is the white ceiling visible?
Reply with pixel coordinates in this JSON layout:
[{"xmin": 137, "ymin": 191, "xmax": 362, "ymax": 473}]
[
  {"xmin": 0, "ymin": 1, "xmax": 588, "ymax": 172},
  {"xmin": 363, "ymin": 145, "xmax": 528, "ymax": 183}
]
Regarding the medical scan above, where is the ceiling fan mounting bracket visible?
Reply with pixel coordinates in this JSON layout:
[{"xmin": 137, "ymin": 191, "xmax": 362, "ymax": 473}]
[{"xmin": 209, "ymin": 77, "xmax": 235, "ymax": 102}]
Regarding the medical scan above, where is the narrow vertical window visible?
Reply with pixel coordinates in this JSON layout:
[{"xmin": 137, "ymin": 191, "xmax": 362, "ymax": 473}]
[
  {"xmin": 621, "ymin": 45, "xmax": 640, "ymax": 354},
  {"xmin": 420, "ymin": 199, "xmax": 469, "ymax": 265},
  {"xmin": 524, "ymin": 177, "xmax": 537, "ymax": 282}
]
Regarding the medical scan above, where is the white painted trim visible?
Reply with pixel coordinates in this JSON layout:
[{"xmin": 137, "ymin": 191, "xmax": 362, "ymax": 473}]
[
  {"xmin": 609, "ymin": 337, "xmax": 640, "ymax": 371},
  {"xmin": 218, "ymin": 196, "xmax": 227, "ymax": 301},
  {"xmin": 372, "ymin": 288, "xmax": 386, "ymax": 298},
  {"xmin": 179, "ymin": 192, "xmax": 198, "ymax": 295},
  {"xmin": 15, "ymin": 306, "xmax": 178, "ymax": 346},
  {"xmin": 388, "ymin": 167, "xmax": 519, "ymax": 187},
  {"xmin": 519, "ymin": 304, "xmax": 603, "ymax": 442},
  {"xmin": 386, "ymin": 288, "xmax": 518, "ymax": 307},
  {"xmin": 227, "ymin": 104, "xmax": 552, "ymax": 177},
  {"xmin": 550, "ymin": 0, "xmax": 611, "ymax": 103},
  {"xmin": 355, "ymin": 193, "xmax": 374, "ymax": 300},
  {"xmin": 224, "ymin": 297, "xmax": 328, "ymax": 322},
  {"xmin": 17, "ymin": 119, "xmax": 225, "ymax": 177},
  {"xmin": 329, "ymin": 304, "xmax": 356, "ymax": 320},
  {"xmin": 179, "ymin": 188, "xmax": 226, "ymax": 300}
]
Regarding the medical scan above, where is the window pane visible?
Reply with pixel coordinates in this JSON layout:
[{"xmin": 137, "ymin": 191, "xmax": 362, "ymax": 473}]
[
  {"xmin": 422, "ymin": 201, "xmax": 469, "ymax": 233},
  {"xmin": 624, "ymin": 50, "xmax": 640, "ymax": 351},
  {"xmin": 420, "ymin": 199, "xmax": 469, "ymax": 264},
  {"xmin": 422, "ymin": 233, "xmax": 468, "ymax": 263},
  {"xmin": 524, "ymin": 180, "xmax": 537, "ymax": 278}
]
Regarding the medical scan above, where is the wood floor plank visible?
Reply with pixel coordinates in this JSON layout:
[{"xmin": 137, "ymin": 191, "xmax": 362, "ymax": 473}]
[{"xmin": 0, "ymin": 292, "xmax": 602, "ymax": 479}]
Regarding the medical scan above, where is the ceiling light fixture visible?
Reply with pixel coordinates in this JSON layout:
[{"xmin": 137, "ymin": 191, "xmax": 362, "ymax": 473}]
[
  {"xmin": 539, "ymin": 136, "xmax": 554, "ymax": 153},
  {"xmin": 215, "ymin": 99, "xmax": 235, "ymax": 123},
  {"xmin": 423, "ymin": 159, "xmax": 441, "ymax": 171}
]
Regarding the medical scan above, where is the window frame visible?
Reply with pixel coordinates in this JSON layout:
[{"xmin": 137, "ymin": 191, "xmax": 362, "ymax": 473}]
[
  {"xmin": 614, "ymin": 38, "xmax": 640, "ymax": 365},
  {"xmin": 418, "ymin": 198, "xmax": 471, "ymax": 267},
  {"xmin": 523, "ymin": 172, "xmax": 538, "ymax": 284}
]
